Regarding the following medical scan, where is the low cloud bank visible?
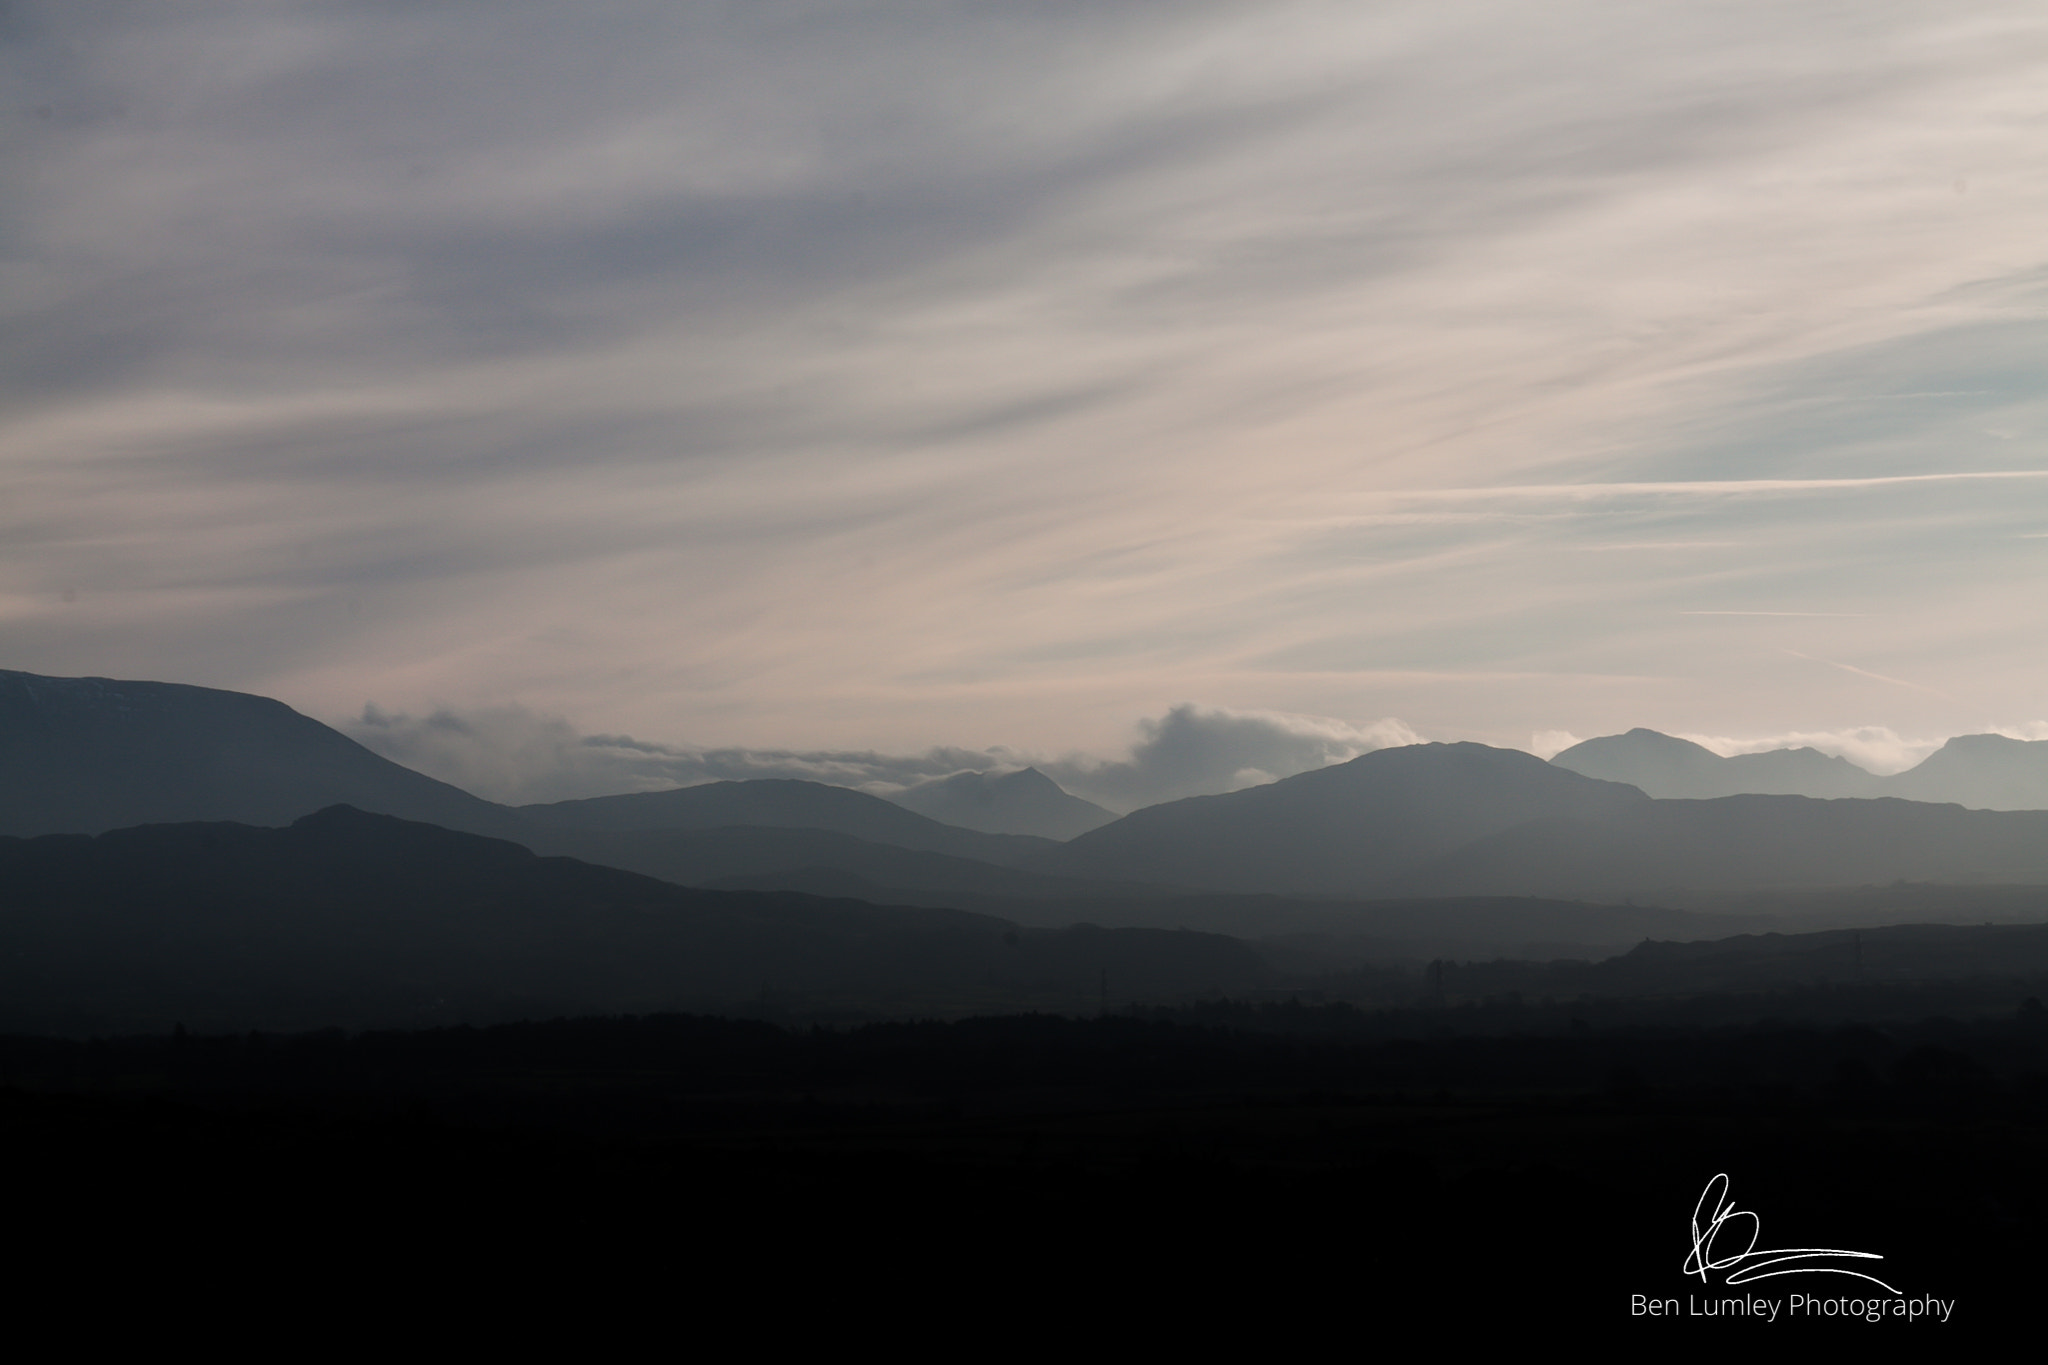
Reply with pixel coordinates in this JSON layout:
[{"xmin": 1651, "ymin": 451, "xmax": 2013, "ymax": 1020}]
[
  {"xmin": 343, "ymin": 702, "xmax": 1422, "ymax": 812},
  {"xmin": 1673, "ymin": 723, "xmax": 2048, "ymax": 776},
  {"xmin": 342, "ymin": 705, "xmax": 2048, "ymax": 808},
  {"xmin": 1677, "ymin": 727, "xmax": 1948, "ymax": 776},
  {"xmin": 346, "ymin": 704, "xmax": 1004, "ymax": 806},
  {"xmin": 1039, "ymin": 705, "xmax": 1423, "ymax": 810}
]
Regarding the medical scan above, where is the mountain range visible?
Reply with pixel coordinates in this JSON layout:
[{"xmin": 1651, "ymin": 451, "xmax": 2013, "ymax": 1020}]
[
  {"xmin": 11, "ymin": 668, "xmax": 2048, "ymax": 990},
  {"xmin": 15, "ymin": 668, "xmax": 2048, "ymax": 901},
  {"xmin": 1032, "ymin": 742, "xmax": 2048, "ymax": 900},
  {"xmin": 1551, "ymin": 726, "xmax": 2048, "ymax": 808}
]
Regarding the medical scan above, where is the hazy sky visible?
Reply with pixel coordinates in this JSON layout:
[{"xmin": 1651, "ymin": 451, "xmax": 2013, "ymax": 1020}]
[{"xmin": 7, "ymin": 1, "xmax": 2047, "ymax": 797}]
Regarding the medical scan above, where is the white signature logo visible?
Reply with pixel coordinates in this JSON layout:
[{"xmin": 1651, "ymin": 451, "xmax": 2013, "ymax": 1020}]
[{"xmin": 1685, "ymin": 1173, "xmax": 1900, "ymax": 1294}]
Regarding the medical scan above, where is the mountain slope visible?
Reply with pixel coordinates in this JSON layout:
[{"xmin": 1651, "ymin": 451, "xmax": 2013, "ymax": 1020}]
[
  {"xmin": 0, "ymin": 807, "xmax": 1267, "ymax": 1032},
  {"xmin": 0, "ymin": 670, "xmax": 521, "ymax": 838},
  {"xmin": 1396, "ymin": 794, "xmax": 2048, "ymax": 899},
  {"xmin": 515, "ymin": 778, "xmax": 1055, "ymax": 865},
  {"xmin": 1885, "ymin": 733, "xmax": 2048, "ymax": 809},
  {"xmin": 1041, "ymin": 742, "xmax": 1652, "ymax": 894},
  {"xmin": 1042, "ymin": 740, "xmax": 2048, "ymax": 899},
  {"xmin": 888, "ymin": 767, "xmax": 1115, "ymax": 840},
  {"xmin": 1553, "ymin": 727, "xmax": 2048, "ymax": 809},
  {"xmin": 531, "ymin": 823, "xmax": 1145, "ymax": 903},
  {"xmin": 1550, "ymin": 728, "xmax": 1880, "ymax": 799},
  {"xmin": 0, "ymin": 672, "xmax": 1094, "ymax": 904}
]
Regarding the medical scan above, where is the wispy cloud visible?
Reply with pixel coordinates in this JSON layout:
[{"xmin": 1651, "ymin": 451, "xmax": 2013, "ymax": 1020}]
[
  {"xmin": 1528, "ymin": 729, "xmax": 1583, "ymax": 760},
  {"xmin": 1377, "ymin": 470, "xmax": 2048, "ymax": 505},
  {"xmin": 5, "ymin": 2, "xmax": 2048, "ymax": 755},
  {"xmin": 1781, "ymin": 650, "xmax": 1954, "ymax": 700},
  {"xmin": 1674, "ymin": 726, "xmax": 1945, "ymax": 776}
]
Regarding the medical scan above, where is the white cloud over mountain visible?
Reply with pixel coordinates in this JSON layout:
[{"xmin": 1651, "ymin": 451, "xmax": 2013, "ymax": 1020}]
[
  {"xmin": 1673, "ymin": 721, "xmax": 2048, "ymax": 776},
  {"xmin": 346, "ymin": 701, "xmax": 1422, "ymax": 812}
]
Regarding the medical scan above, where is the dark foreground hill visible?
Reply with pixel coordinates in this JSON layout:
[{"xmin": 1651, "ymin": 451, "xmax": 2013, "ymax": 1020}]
[
  {"xmin": 0, "ymin": 807, "xmax": 1266, "ymax": 1034},
  {"xmin": 515, "ymin": 777, "xmax": 1056, "ymax": 865},
  {"xmin": 553, "ymin": 823, "xmax": 1153, "ymax": 904},
  {"xmin": 1425, "ymin": 920, "xmax": 2048, "ymax": 1009},
  {"xmin": 1398, "ymin": 793, "xmax": 2048, "ymax": 900}
]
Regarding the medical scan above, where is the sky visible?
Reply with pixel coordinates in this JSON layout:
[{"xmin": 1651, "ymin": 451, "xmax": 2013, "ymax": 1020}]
[{"xmin": 5, "ymin": 1, "xmax": 2048, "ymax": 806}]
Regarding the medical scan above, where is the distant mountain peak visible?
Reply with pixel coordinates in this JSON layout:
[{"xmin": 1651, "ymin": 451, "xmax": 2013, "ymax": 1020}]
[
  {"xmin": 1931, "ymin": 732, "xmax": 2032, "ymax": 756},
  {"xmin": 1888, "ymin": 733, "xmax": 2048, "ymax": 809},
  {"xmin": 1551, "ymin": 725, "xmax": 2048, "ymax": 809},
  {"xmin": 888, "ymin": 766, "xmax": 1115, "ymax": 840},
  {"xmin": 1552, "ymin": 729, "xmax": 1721, "ymax": 768},
  {"xmin": 1049, "ymin": 740, "xmax": 1649, "ymax": 895},
  {"xmin": 1550, "ymin": 728, "xmax": 1878, "ymax": 800}
]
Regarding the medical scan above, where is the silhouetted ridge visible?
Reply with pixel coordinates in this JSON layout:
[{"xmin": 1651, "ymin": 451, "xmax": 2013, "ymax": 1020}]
[
  {"xmin": 889, "ymin": 767, "xmax": 1115, "ymax": 839},
  {"xmin": 1887, "ymin": 733, "xmax": 2048, "ymax": 809},
  {"xmin": 1394, "ymin": 792, "xmax": 2048, "ymax": 898},
  {"xmin": 1553, "ymin": 727, "xmax": 2048, "ymax": 808},
  {"xmin": 515, "ymin": 777, "xmax": 1054, "ymax": 865},
  {"xmin": 0, "ymin": 809, "xmax": 1267, "ymax": 1033},
  {"xmin": 1044, "ymin": 742, "xmax": 1650, "ymax": 893},
  {"xmin": 1550, "ymin": 728, "xmax": 1880, "ymax": 799},
  {"xmin": 532, "ymin": 823, "xmax": 1137, "ymax": 901},
  {"xmin": 0, "ymin": 669, "xmax": 520, "ymax": 838}
]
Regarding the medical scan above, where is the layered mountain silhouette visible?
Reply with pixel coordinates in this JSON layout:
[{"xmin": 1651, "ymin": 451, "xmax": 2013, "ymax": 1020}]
[
  {"xmin": 1550, "ymin": 729, "xmax": 1880, "ymax": 799},
  {"xmin": 1395, "ymin": 794, "xmax": 2048, "ymax": 900},
  {"xmin": 15, "ymin": 668, "xmax": 2048, "ymax": 924},
  {"xmin": 1446, "ymin": 919, "xmax": 2048, "ymax": 999},
  {"xmin": 1552, "ymin": 727, "xmax": 2048, "ymax": 809},
  {"xmin": 1040, "ymin": 743, "xmax": 1652, "ymax": 894},
  {"xmin": 19, "ymin": 666, "xmax": 2048, "ymax": 1036},
  {"xmin": 888, "ymin": 767, "xmax": 1115, "ymax": 839},
  {"xmin": 515, "ymin": 778, "xmax": 1054, "ymax": 865},
  {"xmin": 532, "ymin": 824, "xmax": 1135, "ymax": 904},
  {"xmin": 0, "ymin": 806, "xmax": 1267, "ymax": 1033},
  {"xmin": 0, "ymin": 671, "xmax": 1077, "ymax": 861},
  {"xmin": 1032, "ymin": 741, "xmax": 2048, "ymax": 899}
]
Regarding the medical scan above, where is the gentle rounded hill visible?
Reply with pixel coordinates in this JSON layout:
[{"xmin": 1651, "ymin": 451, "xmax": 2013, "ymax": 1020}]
[
  {"xmin": 888, "ymin": 767, "xmax": 1115, "ymax": 840},
  {"xmin": 1042, "ymin": 742, "xmax": 1651, "ymax": 895},
  {"xmin": 1549, "ymin": 728, "xmax": 1879, "ymax": 799},
  {"xmin": 1551, "ymin": 727, "xmax": 2048, "ymax": 810}
]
